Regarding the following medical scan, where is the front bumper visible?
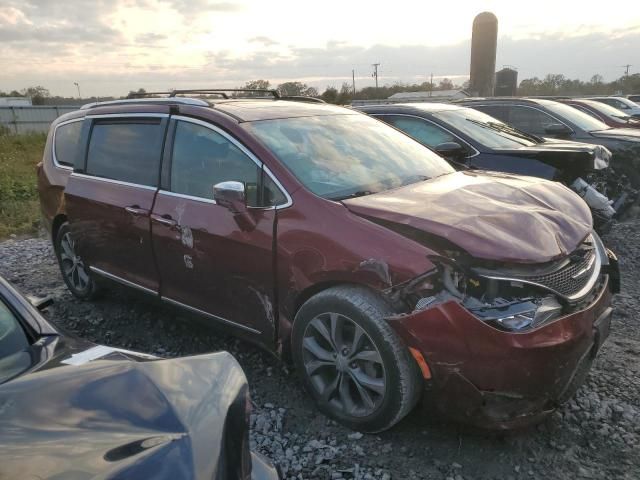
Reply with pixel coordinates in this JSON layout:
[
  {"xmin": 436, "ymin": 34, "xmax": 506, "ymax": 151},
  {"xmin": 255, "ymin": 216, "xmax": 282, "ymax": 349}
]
[{"xmin": 388, "ymin": 275, "xmax": 614, "ymax": 429}]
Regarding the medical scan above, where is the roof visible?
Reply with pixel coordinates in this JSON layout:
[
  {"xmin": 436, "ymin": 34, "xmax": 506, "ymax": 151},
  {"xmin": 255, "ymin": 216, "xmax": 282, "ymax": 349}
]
[{"xmin": 213, "ymin": 99, "xmax": 354, "ymax": 122}]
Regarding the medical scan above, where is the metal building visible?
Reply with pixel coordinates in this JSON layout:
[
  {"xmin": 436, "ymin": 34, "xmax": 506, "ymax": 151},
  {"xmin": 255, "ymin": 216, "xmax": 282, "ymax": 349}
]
[{"xmin": 495, "ymin": 68, "xmax": 518, "ymax": 96}]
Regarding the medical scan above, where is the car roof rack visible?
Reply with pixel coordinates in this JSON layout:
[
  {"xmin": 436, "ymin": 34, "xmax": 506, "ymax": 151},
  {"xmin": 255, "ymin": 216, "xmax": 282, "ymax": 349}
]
[
  {"xmin": 168, "ymin": 88, "xmax": 281, "ymax": 99},
  {"xmin": 279, "ymin": 95, "xmax": 326, "ymax": 104},
  {"xmin": 81, "ymin": 97, "xmax": 210, "ymax": 109}
]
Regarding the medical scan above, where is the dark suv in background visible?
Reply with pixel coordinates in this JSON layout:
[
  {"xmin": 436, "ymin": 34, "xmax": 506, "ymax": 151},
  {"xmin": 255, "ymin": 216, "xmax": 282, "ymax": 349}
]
[
  {"xmin": 357, "ymin": 102, "xmax": 618, "ymax": 224},
  {"xmin": 38, "ymin": 89, "xmax": 618, "ymax": 432}
]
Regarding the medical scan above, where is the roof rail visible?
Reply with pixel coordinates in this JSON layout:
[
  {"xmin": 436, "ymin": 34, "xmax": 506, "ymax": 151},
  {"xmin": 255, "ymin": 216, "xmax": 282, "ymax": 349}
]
[
  {"xmin": 169, "ymin": 89, "xmax": 280, "ymax": 99},
  {"xmin": 279, "ymin": 96, "xmax": 326, "ymax": 104},
  {"xmin": 81, "ymin": 97, "xmax": 209, "ymax": 109}
]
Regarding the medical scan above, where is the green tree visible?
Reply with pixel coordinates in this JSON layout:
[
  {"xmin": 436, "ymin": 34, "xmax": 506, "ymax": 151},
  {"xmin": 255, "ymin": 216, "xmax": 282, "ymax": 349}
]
[
  {"xmin": 277, "ymin": 81, "xmax": 317, "ymax": 96},
  {"xmin": 437, "ymin": 78, "xmax": 454, "ymax": 90},
  {"xmin": 21, "ymin": 86, "xmax": 50, "ymax": 105},
  {"xmin": 321, "ymin": 86, "xmax": 338, "ymax": 103}
]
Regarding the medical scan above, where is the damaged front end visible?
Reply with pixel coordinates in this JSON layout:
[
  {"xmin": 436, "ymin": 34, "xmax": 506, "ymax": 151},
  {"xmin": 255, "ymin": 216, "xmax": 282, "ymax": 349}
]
[{"xmin": 384, "ymin": 232, "xmax": 618, "ymax": 428}]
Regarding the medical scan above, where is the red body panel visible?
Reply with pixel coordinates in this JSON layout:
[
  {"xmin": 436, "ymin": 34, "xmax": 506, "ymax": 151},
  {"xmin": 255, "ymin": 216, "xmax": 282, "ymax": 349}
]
[
  {"xmin": 64, "ymin": 175, "xmax": 159, "ymax": 292},
  {"xmin": 150, "ymin": 191, "xmax": 277, "ymax": 340}
]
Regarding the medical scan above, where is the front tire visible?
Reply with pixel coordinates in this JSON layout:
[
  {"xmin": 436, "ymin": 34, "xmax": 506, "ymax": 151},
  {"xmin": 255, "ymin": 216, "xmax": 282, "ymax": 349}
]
[
  {"xmin": 54, "ymin": 222, "xmax": 100, "ymax": 300},
  {"xmin": 291, "ymin": 285, "xmax": 422, "ymax": 433}
]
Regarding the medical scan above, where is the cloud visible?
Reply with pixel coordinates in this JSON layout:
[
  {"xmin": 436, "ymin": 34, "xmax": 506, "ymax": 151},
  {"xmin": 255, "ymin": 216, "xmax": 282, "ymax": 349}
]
[{"xmin": 248, "ymin": 36, "xmax": 279, "ymax": 47}]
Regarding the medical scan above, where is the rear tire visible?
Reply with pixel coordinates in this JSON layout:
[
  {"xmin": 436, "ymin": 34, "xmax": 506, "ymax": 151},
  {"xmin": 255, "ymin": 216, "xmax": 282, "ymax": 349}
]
[
  {"xmin": 291, "ymin": 285, "xmax": 422, "ymax": 433},
  {"xmin": 54, "ymin": 222, "xmax": 100, "ymax": 300}
]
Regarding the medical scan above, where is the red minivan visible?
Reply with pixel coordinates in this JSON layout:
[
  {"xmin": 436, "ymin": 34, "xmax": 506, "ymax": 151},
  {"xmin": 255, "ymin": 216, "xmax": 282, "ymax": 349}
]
[{"xmin": 38, "ymin": 90, "xmax": 618, "ymax": 432}]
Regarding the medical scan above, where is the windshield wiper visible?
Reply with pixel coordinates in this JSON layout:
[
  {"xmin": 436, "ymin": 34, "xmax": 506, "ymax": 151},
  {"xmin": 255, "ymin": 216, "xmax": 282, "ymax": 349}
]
[
  {"xmin": 466, "ymin": 118, "xmax": 542, "ymax": 143},
  {"xmin": 330, "ymin": 190, "xmax": 374, "ymax": 201}
]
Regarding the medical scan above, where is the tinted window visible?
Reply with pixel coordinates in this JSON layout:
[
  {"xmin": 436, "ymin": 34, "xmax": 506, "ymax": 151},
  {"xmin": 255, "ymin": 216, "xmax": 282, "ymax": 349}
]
[
  {"xmin": 0, "ymin": 298, "xmax": 31, "ymax": 384},
  {"xmin": 383, "ymin": 116, "xmax": 461, "ymax": 149},
  {"xmin": 507, "ymin": 106, "xmax": 559, "ymax": 135},
  {"xmin": 244, "ymin": 114, "xmax": 454, "ymax": 200},
  {"xmin": 54, "ymin": 121, "xmax": 83, "ymax": 167},
  {"xmin": 171, "ymin": 121, "xmax": 285, "ymax": 207},
  {"xmin": 431, "ymin": 108, "xmax": 536, "ymax": 148},
  {"xmin": 541, "ymin": 101, "xmax": 610, "ymax": 132},
  {"xmin": 86, "ymin": 120, "xmax": 163, "ymax": 186},
  {"xmin": 473, "ymin": 105, "xmax": 509, "ymax": 122}
]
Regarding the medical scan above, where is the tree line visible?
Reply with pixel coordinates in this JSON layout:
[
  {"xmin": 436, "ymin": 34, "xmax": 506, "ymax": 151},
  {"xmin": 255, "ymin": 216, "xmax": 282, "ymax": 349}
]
[{"xmin": 2, "ymin": 73, "xmax": 639, "ymax": 106}]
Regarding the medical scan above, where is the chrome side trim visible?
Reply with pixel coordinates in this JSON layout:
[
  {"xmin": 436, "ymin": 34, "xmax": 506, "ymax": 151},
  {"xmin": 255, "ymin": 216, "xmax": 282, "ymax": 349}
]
[
  {"xmin": 372, "ymin": 112, "xmax": 480, "ymax": 158},
  {"xmin": 157, "ymin": 189, "xmax": 217, "ymax": 204},
  {"xmin": 52, "ymin": 118, "xmax": 84, "ymax": 170},
  {"xmin": 89, "ymin": 266, "xmax": 158, "ymax": 295},
  {"xmin": 70, "ymin": 172, "xmax": 158, "ymax": 191},
  {"xmin": 85, "ymin": 113, "xmax": 170, "ymax": 119},
  {"xmin": 171, "ymin": 115, "xmax": 293, "ymax": 209},
  {"xmin": 161, "ymin": 296, "xmax": 261, "ymax": 334}
]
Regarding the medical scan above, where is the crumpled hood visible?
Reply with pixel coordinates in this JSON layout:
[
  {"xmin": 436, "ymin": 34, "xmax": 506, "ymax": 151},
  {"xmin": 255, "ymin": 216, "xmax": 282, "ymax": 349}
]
[
  {"xmin": 590, "ymin": 127, "xmax": 640, "ymax": 142},
  {"xmin": 0, "ymin": 352, "xmax": 254, "ymax": 480},
  {"xmin": 343, "ymin": 171, "xmax": 592, "ymax": 264}
]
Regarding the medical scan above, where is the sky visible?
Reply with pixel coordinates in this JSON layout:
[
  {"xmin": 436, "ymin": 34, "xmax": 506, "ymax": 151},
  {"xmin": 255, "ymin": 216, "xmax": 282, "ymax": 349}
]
[{"xmin": 1, "ymin": 0, "xmax": 639, "ymax": 97}]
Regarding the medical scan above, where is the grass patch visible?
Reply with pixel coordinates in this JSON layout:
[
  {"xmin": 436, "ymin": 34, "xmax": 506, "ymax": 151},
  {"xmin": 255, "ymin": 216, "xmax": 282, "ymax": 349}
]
[{"xmin": 0, "ymin": 133, "xmax": 47, "ymax": 239}]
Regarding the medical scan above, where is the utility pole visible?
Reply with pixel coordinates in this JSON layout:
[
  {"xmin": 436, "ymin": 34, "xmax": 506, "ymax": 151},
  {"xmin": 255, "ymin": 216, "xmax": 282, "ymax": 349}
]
[
  {"xmin": 74, "ymin": 82, "xmax": 81, "ymax": 99},
  {"xmin": 429, "ymin": 73, "xmax": 433, "ymax": 97},
  {"xmin": 352, "ymin": 69, "xmax": 356, "ymax": 95},
  {"xmin": 372, "ymin": 63, "xmax": 380, "ymax": 89},
  {"xmin": 622, "ymin": 64, "xmax": 632, "ymax": 76}
]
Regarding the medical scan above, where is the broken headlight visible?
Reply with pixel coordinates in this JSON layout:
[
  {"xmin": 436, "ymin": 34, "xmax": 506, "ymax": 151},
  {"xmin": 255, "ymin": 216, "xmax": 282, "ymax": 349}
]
[
  {"xmin": 467, "ymin": 296, "xmax": 562, "ymax": 332},
  {"xmin": 593, "ymin": 145, "xmax": 611, "ymax": 170}
]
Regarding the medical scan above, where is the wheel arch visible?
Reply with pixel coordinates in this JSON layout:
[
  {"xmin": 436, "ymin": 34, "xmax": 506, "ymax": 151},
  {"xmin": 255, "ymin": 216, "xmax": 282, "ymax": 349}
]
[
  {"xmin": 283, "ymin": 281, "xmax": 393, "ymax": 359},
  {"xmin": 52, "ymin": 214, "xmax": 68, "ymax": 242}
]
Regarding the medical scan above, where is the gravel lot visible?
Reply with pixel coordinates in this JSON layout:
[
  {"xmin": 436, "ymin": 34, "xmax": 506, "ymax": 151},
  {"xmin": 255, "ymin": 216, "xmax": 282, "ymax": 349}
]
[{"xmin": 1, "ymin": 223, "xmax": 639, "ymax": 480}]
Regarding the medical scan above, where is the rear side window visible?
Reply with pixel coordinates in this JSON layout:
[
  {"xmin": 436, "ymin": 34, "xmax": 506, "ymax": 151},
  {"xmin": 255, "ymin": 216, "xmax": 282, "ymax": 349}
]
[
  {"xmin": 54, "ymin": 121, "xmax": 83, "ymax": 167},
  {"xmin": 86, "ymin": 120, "xmax": 163, "ymax": 186},
  {"xmin": 170, "ymin": 120, "xmax": 285, "ymax": 207},
  {"xmin": 506, "ymin": 106, "xmax": 557, "ymax": 135}
]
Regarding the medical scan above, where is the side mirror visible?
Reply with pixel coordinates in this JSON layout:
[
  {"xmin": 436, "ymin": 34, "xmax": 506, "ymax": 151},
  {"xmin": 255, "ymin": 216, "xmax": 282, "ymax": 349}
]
[
  {"xmin": 213, "ymin": 181, "xmax": 256, "ymax": 231},
  {"xmin": 544, "ymin": 123, "xmax": 572, "ymax": 137},
  {"xmin": 434, "ymin": 142, "xmax": 466, "ymax": 159}
]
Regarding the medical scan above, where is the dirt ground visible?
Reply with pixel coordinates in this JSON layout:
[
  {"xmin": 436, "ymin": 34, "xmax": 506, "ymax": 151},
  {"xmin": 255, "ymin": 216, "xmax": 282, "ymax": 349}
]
[{"xmin": 1, "ymin": 221, "xmax": 638, "ymax": 480}]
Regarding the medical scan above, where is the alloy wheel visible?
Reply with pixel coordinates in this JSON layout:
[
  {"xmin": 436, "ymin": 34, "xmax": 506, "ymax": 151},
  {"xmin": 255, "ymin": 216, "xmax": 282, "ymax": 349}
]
[
  {"xmin": 59, "ymin": 232, "xmax": 90, "ymax": 292},
  {"xmin": 302, "ymin": 312, "xmax": 386, "ymax": 417}
]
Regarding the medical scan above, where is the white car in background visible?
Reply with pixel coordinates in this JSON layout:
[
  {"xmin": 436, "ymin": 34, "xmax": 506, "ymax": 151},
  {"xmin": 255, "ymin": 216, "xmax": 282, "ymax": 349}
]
[{"xmin": 590, "ymin": 96, "xmax": 640, "ymax": 118}]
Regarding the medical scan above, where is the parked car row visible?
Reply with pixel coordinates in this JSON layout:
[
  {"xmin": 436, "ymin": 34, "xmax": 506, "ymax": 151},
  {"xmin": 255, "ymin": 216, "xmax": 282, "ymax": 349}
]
[{"xmin": 2, "ymin": 88, "xmax": 623, "ymax": 478}]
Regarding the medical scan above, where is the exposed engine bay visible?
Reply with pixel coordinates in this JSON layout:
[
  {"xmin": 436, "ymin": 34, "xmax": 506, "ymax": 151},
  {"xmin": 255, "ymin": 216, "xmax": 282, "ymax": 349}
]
[{"xmin": 389, "ymin": 233, "xmax": 615, "ymax": 333}]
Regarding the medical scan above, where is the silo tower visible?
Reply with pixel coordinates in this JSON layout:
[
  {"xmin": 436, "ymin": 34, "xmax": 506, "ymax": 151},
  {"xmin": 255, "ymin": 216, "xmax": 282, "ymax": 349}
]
[{"xmin": 469, "ymin": 12, "xmax": 498, "ymax": 97}]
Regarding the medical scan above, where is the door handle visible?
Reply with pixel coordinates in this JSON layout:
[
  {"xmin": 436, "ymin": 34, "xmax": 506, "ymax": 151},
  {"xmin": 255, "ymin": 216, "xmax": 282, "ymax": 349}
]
[
  {"xmin": 125, "ymin": 205, "xmax": 149, "ymax": 216},
  {"xmin": 150, "ymin": 213, "xmax": 178, "ymax": 229}
]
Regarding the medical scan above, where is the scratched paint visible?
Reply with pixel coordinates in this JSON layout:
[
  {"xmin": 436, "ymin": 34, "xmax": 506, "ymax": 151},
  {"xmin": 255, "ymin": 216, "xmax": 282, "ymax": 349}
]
[
  {"xmin": 183, "ymin": 254, "xmax": 193, "ymax": 269},
  {"xmin": 181, "ymin": 226, "xmax": 194, "ymax": 249}
]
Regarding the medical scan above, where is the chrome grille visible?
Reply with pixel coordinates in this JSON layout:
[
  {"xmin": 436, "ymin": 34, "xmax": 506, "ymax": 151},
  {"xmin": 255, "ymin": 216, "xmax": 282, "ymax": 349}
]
[
  {"xmin": 519, "ymin": 247, "xmax": 596, "ymax": 297},
  {"xmin": 478, "ymin": 234, "xmax": 603, "ymax": 301}
]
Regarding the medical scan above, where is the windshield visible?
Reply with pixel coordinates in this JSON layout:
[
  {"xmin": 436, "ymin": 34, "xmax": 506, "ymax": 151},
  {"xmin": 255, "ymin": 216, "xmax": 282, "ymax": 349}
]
[
  {"xmin": 431, "ymin": 108, "xmax": 537, "ymax": 148},
  {"xmin": 244, "ymin": 114, "xmax": 454, "ymax": 200},
  {"xmin": 542, "ymin": 101, "xmax": 610, "ymax": 132},
  {"xmin": 580, "ymin": 100, "xmax": 633, "ymax": 120},
  {"xmin": 0, "ymin": 298, "xmax": 31, "ymax": 384}
]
